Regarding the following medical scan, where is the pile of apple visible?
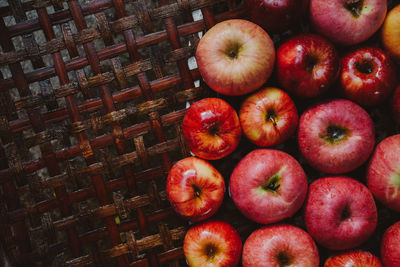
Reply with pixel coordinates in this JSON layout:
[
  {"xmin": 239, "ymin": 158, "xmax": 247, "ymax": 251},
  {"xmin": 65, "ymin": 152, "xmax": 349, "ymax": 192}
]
[{"xmin": 167, "ymin": 0, "xmax": 400, "ymax": 266}]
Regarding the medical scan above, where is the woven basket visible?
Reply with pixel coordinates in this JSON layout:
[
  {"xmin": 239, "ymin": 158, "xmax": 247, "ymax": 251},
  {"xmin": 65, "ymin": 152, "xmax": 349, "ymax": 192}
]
[{"xmin": 0, "ymin": 0, "xmax": 245, "ymax": 266}]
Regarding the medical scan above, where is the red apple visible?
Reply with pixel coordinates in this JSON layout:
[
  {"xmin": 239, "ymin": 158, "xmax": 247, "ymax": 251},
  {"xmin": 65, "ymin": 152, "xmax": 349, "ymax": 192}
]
[
  {"xmin": 310, "ymin": 0, "xmax": 387, "ymax": 46},
  {"xmin": 340, "ymin": 47, "xmax": 397, "ymax": 106},
  {"xmin": 367, "ymin": 134, "xmax": 400, "ymax": 212},
  {"xmin": 242, "ymin": 224, "xmax": 319, "ymax": 267},
  {"xmin": 244, "ymin": 0, "xmax": 309, "ymax": 33},
  {"xmin": 324, "ymin": 251, "xmax": 382, "ymax": 267},
  {"xmin": 381, "ymin": 221, "xmax": 400, "ymax": 267},
  {"xmin": 196, "ymin": 19, "xmax": 275, "ymax": 96},
  {"xmin": 276, "ymin": 34, "xmax": 340, "ymax": 98},
  {"xmin": 382, "ymin": 4, "xmax": 400, "ymax": 61},
  {"xmin": 166, "ymin": 157, "xmax": 225, "ymax": 222},
  {"xmin": 393, "ymin": 85, "xmax": 400, "ymax": 124},
  {"xmin": 298, "ymin": 99, "xmax": 375, "ymax": 174},
  {"xmin": 239, "ymin": 87, "xmax": 298, "ymax": 147},
  {"xmin": 304, "ymin": 176, "xmax": 377, "ymax": 250},
  {"xmin": 183, "ymin": 221, "xmax": 242, "ymax": 267},
  {"xmin": 230, "ymin": 149, "xmax": 308, "ymax": 224},
  {"xmin": 182, "ymin": 98, "xmax": 241, "ymax": 160}
]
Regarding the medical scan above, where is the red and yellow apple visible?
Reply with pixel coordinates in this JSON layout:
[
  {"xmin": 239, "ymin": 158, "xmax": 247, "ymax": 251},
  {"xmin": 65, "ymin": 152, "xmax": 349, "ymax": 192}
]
[
  {"xmin": 196, "ymin": 19, "xmax": 275, "ymax": 96},
  {"xmin": 382, "ymin": 4, "xmax": 400, "ymax": 61},
  {"xmin": 239, "ymin": 87, "xmax": 298, "ymax": 147},
  {"xmin": 324, "ymin": 251, "xmax": 382, "ymax": 267},
  {"xmin": 166, "ymin": 157, "xmax": 225, "ymax": 222},
  {"xmin": 183, "ymin": 221, "xmax": 242, "ymax": 267},
  {"xmin": 182, "ymin": 98, "xmax": 241, "ymax": 160}
]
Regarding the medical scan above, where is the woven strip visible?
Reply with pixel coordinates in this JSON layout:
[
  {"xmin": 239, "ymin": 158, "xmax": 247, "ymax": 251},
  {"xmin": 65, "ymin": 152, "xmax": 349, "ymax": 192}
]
[{"xmin": 0, "ymin": 0, "xmax": 245, "ymax": 266}]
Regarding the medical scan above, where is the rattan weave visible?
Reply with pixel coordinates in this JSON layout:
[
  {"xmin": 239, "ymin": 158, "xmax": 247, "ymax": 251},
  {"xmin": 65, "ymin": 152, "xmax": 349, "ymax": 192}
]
[{"xmin": 0, "ymin": 0, "xmax": 245, "ymax": 266}]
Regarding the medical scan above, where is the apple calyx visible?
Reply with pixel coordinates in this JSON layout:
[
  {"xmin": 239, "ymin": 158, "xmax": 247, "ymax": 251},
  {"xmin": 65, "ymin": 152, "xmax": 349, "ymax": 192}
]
[
  {"xmin": 260, "ymin": 173, "xmax": 281, "ymax": 193},
  {"xmin": 320, "ymin": 125, "xmax": 349, "ymax": 144},
  {"xmin": 344, "ymin": 0, "xmax": 364, "ymax": 18},
  {"xmin": 204, "ymin": 243, "xmax": 219, "ymax": 261},
  {"xmin": 225, "ymin": 42, "xmax": 242, "ymax": 60},
  {"xmin": 277, "ymin": 251, "xmax": 293, "ymax": 266},
  {"xmin": 305, "ymin": 54, "xmax": 319, "ymax": 73},
  {"xmin": 355, "ymin": 59, "xmax": 374, "ymax": 74},
  {"xmin": 341, "ymin": 204, "xmax": 351, "ymax": 221},
  {"xmin": 207, "ymin": 122, "xmax": 221, "ymax": 136},
  {"xmin": 192, "ymin": 184, "xmax": 202, "ymax": 198}
]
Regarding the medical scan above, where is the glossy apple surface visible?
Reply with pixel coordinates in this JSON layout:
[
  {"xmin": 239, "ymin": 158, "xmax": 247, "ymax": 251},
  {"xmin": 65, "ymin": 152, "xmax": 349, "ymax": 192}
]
[
  {"xmin": 183, "ymin": 221, "xmax": 242, "ymax": 267},
  {"xmin": 382, "ymin": 4, "xmax": 400, "ymax": 61},
  {"xmin": 230, "ymin": 149, "xmax": 308, "ymax": 224},
  {"xmin": 298, "ymin": 99, "xmax": 375, "ymax": 174},
  {"xmin": 393, "ymin": 85, "xmax": 400, "ymax": 124},
  {"xmin": 244, "ymin": 0, "xmax": 309, "ymax": 33},
  {"xmin": 324, "ymin": 251, "xmax": 382, "ymax": 267},
  {"xmin": 367, "ymin": 135, "xmax": 400, "ymax": 212},
  {"xmin": 242, "ymin": 224, "xmax": 319, "ymax": 267},
  {"xmin": 310, "ymin": 0, "xmax": 387, "ymax": 46},
  {"xmin": 196, "ymin": 19, "xmax": 275, "ymax": 95},
  {"xmin": 381, "ymin": 221, "xmax": 400, "ymax": 267},
  {"xmin": 166, "ymin": 157, "xmax": 225, "ymax": 222},
  {"xmin": 182, "ymin": 98, "xmax": 241, "ymax": 160},
  {"xmin": 304, "ymin": 177, "xmax": 377, "ymax": 250},
  {"xmin": 340, "ymin": 47, "xmax": 396, "ymax": 106},
  {"xmin": 277, "ymin": 34, "xmax": 340, "ymax": 98},
  {"xmin": 239, "ymin": 87, "xmax": 298, "ymax": 147}
]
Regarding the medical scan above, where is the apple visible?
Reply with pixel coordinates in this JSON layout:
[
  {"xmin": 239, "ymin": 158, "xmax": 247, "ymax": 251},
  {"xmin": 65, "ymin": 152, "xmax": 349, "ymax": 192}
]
[
  {"xmin": 310, "ymin": 0, "xmax": 387, "ymax": 46},
  {"xmin": 239, "ymin": 87, "xmax": 298, "ymax": 147},
  {"xmin": 324, "ymin": 251, "xmax": 382, "ymax": 267},
  {"xmin": 230, "ymin": 149, "xmax": 308, "ymax": 224},
  {"xmin": 304, "ymin": 176, "xmax": 377, "ymax": 250},
  {"xmin": 340, "ymin": 47, "xmax": 397, "ymax": 106},
  {"xmin": 393, "ymin": 85, "xmax": 400, "ymax": 124},
  {"xmin": 183, "ymin": 221, "xmax": 242, "ymax": 267},
  {"xmin": 298, "ymin": 99, "xmax": 375, "ymax": 174},
  {"xmin": 244, "ymin": 0, "xmax": 309, "ymax": 33},
  {"xmin": 182, "ymin": 98, "xmax": 241, "ymax": 160},
  {"xmin": 276, "ymin": 34, "xmax": 340, "ymax": 98},
  {"xmin": 242, "ymin": 224, "xmax": 319, "ymax": 267},
  {"xmin": 195, "ymin": 19, "xmax": 275, "ymax": 96},
  {"xmin": 367, "ymin": 134, "xmax": 400, "ymax": 212},
  {"xmin": 166, "ymin": 157, "xmax": 225, "ymax": 222},
  {"xmin": 381, "ymin": 221, "xmax": 400, "ymax": 267},
  {"xmin": 382, "ymin": 4, "xmax": 400, "ymax": 61}
]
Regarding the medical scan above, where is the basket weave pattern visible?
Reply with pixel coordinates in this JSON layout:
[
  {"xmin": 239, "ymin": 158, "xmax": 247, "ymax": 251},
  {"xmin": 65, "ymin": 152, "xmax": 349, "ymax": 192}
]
[{"xmin": 0, "ymin": 0, "xmax": 244, "ymax": 266}]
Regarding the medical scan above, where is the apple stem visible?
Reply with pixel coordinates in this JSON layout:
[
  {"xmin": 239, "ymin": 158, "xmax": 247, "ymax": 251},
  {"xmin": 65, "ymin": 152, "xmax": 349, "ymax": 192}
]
[{"xmin": 192, "ymin": 184, "xmax": 202, "ymax": 198}]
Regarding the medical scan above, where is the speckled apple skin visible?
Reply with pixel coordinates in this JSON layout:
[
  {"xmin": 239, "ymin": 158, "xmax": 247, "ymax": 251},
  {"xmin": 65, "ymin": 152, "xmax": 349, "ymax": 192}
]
[
  {"xmin": 242, "ymin": 224, "xmax": 319, "ymax": 267},
  {"xmin": 304, "ymin": 177, "xmax": 377, "ymax": 250},
  {"xmin": 298, "ymin": 99, "xmax": 375, "ymax": 174},
  {"xmin": 381, "ymin": 221, "xmax": 400, "ymax": 267},
  {"xmin": 230, "ymin": 149, "xmax": 308, "ymax": 224},
  {"xmin": 367, "ymin": 134, "xmax": 400, "ymax": 212}
]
